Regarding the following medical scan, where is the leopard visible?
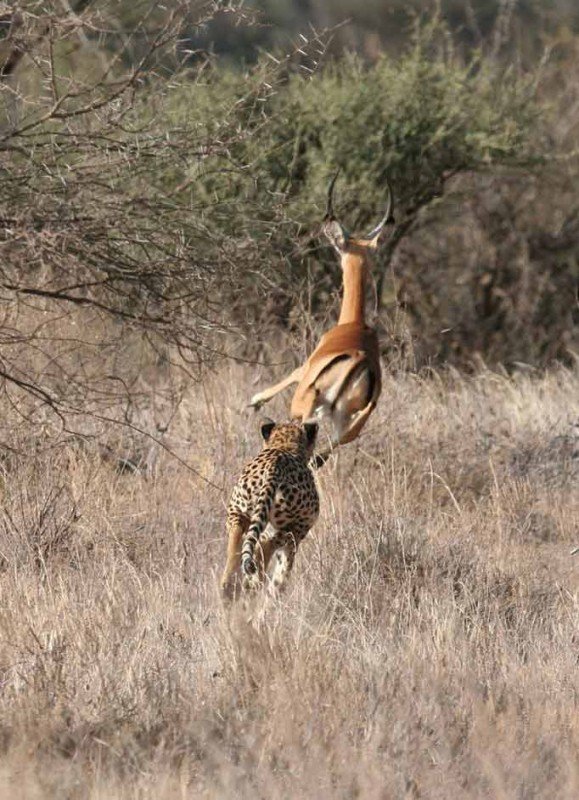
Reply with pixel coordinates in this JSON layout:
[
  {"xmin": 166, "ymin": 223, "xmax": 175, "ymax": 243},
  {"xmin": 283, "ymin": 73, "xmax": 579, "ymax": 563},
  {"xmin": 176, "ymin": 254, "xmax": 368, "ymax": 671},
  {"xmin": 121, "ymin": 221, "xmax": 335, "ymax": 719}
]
[{"xmin": 221, "ymin": 418, "xmax": 320, "ymax": 600}]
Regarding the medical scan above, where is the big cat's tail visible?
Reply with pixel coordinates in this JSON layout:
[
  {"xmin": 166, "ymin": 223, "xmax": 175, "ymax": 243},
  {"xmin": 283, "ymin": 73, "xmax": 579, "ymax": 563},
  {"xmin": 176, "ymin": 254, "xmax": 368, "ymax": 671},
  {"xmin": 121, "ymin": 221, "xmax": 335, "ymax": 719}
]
[{"xmin": 241, "ymin": 490, "xmax": 273, "ymax": 578}]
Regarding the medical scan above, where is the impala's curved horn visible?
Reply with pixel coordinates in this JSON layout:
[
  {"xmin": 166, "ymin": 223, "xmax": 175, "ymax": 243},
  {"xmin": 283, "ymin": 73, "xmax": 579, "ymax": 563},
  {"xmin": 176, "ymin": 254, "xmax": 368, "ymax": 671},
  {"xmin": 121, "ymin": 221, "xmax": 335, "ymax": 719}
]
[
  {"xmin": 364, "ymin": 177, "xmax": 395, "ymax": 240},
  {"xmin": 324, "ymin": 169, "xmax": 340, "ymax": 221}
]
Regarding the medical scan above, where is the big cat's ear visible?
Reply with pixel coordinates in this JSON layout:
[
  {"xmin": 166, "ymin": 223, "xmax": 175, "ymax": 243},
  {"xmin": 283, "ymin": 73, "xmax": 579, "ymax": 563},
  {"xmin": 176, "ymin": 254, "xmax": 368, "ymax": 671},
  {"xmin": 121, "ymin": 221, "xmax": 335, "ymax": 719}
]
[
  {"xmin": 260, "ymin": 418, "xmax": 276, "ymax": 441},
  {"xmin": 303, "ymin": 421, "xmax": 318, "ymax": 446}
]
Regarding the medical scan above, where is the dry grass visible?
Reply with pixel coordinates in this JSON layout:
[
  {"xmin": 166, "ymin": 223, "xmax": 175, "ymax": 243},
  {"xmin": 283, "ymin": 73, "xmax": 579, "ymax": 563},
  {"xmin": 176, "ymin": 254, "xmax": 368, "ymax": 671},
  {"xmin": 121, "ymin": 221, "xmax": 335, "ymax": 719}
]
[{"xmin": 0, "ymin": 362, "xmax": 578, "ymax": 798}]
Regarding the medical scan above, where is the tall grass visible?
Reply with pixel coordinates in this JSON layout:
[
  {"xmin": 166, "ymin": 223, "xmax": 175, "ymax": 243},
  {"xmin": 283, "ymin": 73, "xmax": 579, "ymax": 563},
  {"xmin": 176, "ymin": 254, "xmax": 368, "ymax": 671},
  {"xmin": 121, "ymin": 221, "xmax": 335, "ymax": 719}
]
[{"xmin": 0, "ymin": 362, "xmax": 577, "ymax": 798}]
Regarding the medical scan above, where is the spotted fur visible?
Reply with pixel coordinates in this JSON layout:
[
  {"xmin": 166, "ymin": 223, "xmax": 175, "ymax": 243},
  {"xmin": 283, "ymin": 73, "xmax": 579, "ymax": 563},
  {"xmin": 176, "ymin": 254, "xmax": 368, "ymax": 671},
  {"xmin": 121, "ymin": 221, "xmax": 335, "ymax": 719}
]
[{"xmin": 221, "ymin": 420, "xmax": 319, "ymax": 599}]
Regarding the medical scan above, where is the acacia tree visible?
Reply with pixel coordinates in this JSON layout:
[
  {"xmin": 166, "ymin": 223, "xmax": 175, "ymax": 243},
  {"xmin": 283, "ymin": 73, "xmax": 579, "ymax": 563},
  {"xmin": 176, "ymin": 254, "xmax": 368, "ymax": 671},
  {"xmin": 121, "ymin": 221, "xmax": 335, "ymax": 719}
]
[
  {"xmin": 0, "ymin": 1, "xmax": 558, "ymax": 466},
  {"xmin": 166, "ymin": 18, "xmax": 545, "ymax": 361},
  {"xmin": 0, "ymin": 1, "xmax": 329, "ymax": 463}
]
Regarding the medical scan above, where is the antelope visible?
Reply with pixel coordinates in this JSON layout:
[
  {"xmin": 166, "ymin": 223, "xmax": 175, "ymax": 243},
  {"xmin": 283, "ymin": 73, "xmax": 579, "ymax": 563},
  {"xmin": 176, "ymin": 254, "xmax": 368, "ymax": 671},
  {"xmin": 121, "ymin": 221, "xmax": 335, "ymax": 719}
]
[{"xmin": 249, "ymin": 173, "xmax": 394, "ymax": 459}]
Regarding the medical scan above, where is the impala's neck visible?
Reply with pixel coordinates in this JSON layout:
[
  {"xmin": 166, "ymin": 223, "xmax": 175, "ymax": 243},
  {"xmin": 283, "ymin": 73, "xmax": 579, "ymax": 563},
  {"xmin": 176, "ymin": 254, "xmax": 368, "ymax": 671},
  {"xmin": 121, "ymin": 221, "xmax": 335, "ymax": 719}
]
[{"xmin": 337, "ymin": 252, "xmax": 366, "ymax": 326}]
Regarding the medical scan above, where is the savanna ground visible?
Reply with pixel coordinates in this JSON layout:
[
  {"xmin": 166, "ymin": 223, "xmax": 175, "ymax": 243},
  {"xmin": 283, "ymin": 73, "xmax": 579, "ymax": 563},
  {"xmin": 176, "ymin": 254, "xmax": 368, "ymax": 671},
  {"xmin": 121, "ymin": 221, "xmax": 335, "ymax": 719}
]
[{"xmin": 0, "ymin": 359, "xmax": 578, "ymax": 799}]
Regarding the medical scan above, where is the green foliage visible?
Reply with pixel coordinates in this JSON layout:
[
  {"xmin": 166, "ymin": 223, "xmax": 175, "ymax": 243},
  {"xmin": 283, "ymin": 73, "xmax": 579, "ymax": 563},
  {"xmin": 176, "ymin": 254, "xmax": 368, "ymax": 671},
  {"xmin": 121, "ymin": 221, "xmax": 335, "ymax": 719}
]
[
  {"xmin": 3, "ymin": 3, "xmax": 570, "ymax": 374},
  {"xmin": 172, "ymin": 38, "xmax": 538, "ymax": 227},
  {"xmin": 155, "ymin": 22, "xmax": 541, "ymax": 345}
]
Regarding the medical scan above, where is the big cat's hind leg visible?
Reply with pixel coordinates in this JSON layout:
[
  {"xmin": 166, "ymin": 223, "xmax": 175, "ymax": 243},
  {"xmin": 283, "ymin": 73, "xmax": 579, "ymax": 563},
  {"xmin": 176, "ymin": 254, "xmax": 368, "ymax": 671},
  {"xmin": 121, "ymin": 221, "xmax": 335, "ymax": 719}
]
[
  {"xmin": 269, "ymin": 523, "xmax": 309, "ymax": 594},
  {"xmin": 221, "ymin": 510, "xmax": 249, "ymax": 601}
]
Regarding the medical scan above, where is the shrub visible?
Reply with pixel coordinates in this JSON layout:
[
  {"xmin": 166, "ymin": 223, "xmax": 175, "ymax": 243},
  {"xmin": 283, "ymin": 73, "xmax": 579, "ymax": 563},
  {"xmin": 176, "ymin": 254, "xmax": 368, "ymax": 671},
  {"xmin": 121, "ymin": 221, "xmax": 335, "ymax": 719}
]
[{"xmin": 162, "ymin": 21, "xmax": 544, "ymax": 363}]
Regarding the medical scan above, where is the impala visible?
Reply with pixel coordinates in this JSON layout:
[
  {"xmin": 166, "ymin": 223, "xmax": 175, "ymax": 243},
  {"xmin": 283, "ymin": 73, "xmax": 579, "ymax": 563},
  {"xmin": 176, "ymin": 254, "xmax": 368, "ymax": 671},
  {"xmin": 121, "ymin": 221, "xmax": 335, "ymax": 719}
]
[{"xmin": 250, "ymin": 173, "xmax": 394, "ymax": 460}]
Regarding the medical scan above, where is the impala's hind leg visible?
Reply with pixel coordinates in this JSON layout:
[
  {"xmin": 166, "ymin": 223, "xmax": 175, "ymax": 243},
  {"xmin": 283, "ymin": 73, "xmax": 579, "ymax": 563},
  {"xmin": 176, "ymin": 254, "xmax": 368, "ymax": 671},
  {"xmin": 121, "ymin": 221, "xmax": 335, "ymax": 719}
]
[{"xmin": 221, "ymin": 510, "xmax": 249, "ymax": 600}]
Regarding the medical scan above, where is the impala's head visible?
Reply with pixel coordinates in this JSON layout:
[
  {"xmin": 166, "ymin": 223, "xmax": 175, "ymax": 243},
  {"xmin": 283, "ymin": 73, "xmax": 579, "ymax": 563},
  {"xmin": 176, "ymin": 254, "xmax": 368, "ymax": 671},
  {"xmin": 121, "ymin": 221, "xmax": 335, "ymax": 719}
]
[
  {"xmin": 322, "ymin": 170, "xmax": 395, "ymax": 257},
  {"xmin": 260, "ymin": 418, "xmax": 318, "ymax": 457}
]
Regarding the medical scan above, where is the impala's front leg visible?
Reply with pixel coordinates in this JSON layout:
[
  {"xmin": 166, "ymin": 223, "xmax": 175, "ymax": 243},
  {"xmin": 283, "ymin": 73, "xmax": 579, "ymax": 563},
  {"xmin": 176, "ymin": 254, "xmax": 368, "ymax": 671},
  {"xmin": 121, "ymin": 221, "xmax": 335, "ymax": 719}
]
[{"xmin": 249, "ymin": 365, "xmax": 305, "ymax": 410}]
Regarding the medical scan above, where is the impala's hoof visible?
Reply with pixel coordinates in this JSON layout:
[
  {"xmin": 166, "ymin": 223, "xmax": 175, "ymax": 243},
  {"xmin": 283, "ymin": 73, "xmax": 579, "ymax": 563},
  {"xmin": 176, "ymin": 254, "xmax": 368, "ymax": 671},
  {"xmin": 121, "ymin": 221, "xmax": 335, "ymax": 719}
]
[
  {"xmin": 248, "ymin": 396, "xmax": 263, "ymax": 411},
  {"xmin": 312, "ymin": 452, "xmax": 330, "ymax": 470}
]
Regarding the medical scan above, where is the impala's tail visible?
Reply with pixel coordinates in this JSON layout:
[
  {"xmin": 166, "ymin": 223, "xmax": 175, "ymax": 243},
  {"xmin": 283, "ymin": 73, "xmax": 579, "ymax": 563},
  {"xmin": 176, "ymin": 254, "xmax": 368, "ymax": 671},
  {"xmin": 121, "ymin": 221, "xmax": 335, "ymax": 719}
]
[{"xmin": 241, "ymin": 488, "xmax": 274, "ymax": 578}]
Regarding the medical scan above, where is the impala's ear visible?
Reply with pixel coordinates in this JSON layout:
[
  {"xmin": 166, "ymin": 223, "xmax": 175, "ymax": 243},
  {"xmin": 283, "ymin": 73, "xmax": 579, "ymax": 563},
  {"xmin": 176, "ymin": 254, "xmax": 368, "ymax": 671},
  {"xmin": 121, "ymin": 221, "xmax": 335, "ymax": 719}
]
[
  {"xmin": 260, "ymin": 418, "xmax": 276, "ymax": 441},
  {"xmin": 303, "ymin": 421, "xmax": 318, "ymax": 447},
  {"xmin": 323, "ymin": 219, "xmax": 348, "ymax": 253}
]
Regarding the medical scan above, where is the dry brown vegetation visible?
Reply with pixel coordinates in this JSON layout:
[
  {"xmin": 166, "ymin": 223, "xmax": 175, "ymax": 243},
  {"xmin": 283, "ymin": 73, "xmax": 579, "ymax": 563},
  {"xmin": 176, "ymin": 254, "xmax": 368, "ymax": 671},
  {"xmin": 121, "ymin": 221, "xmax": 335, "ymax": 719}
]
[
  {"xmin": 0, "ymin": 360, "xmax": 578, "ymax": 798},
  {"xmin": 1, "ymin": 3, "xmax": 579, "ymax": 797}
]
